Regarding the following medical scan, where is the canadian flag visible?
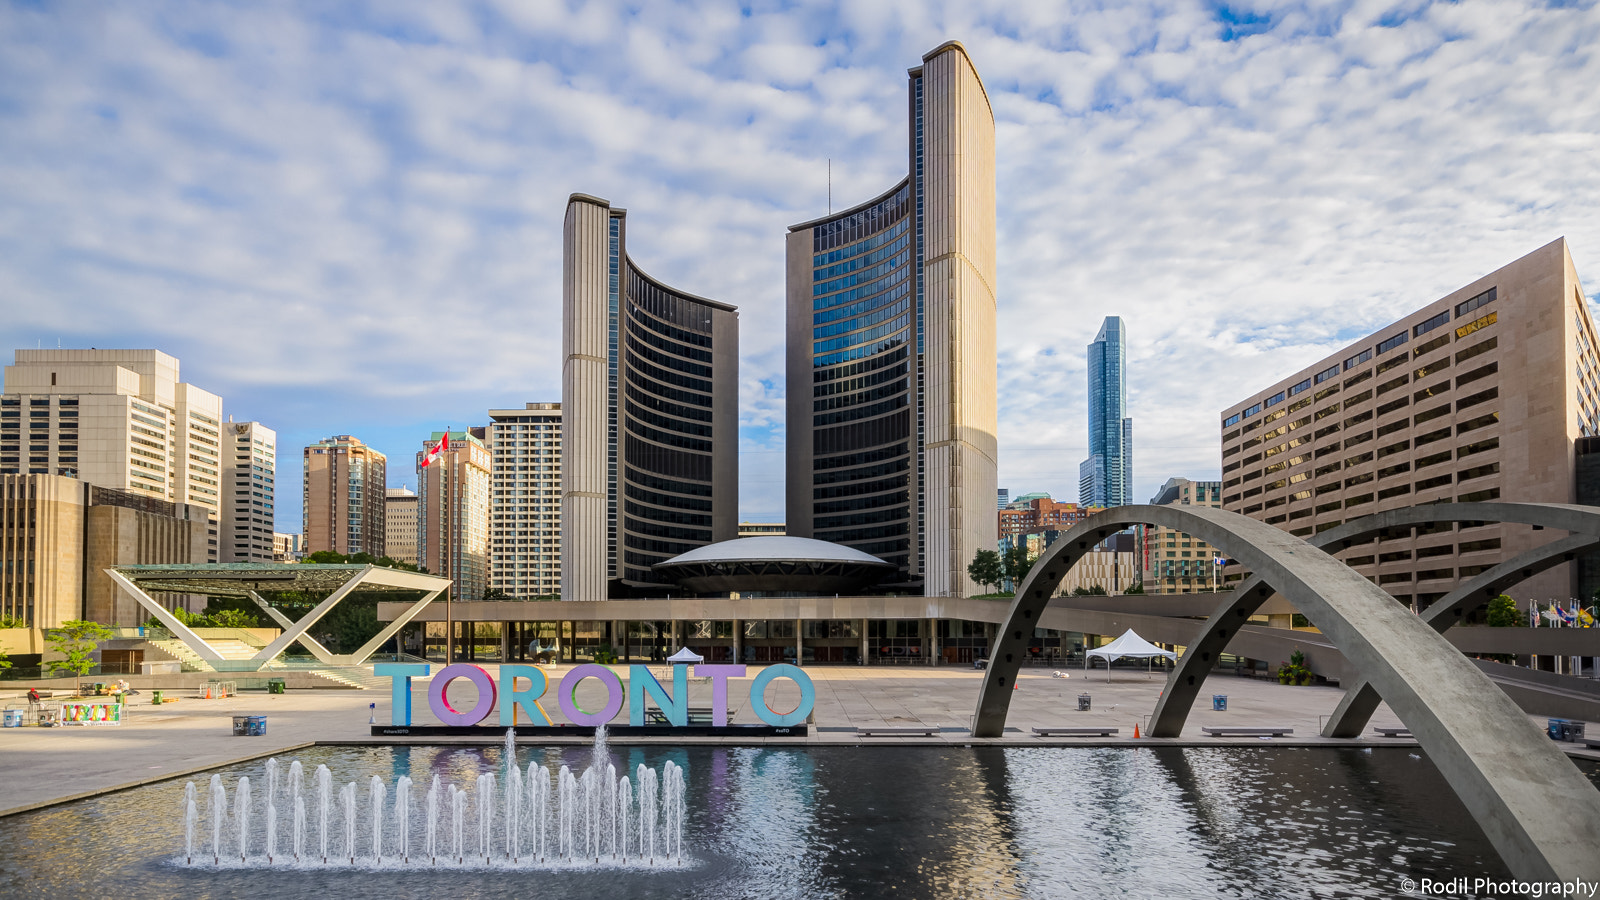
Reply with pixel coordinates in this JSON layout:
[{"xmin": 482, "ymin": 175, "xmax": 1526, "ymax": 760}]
[{"xmin": 421, "ymin": 432, "xmax": 450, "ymax": 468}]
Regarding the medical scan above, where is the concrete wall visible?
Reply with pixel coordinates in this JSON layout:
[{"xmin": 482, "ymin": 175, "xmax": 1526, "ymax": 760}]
[
  {"xmin": 84, "ymin": 501, "xmax": 209, "ymax": 625},
  {"xmin": 562, "ymin": 195, "xmax": 613, "ymax": 601}
]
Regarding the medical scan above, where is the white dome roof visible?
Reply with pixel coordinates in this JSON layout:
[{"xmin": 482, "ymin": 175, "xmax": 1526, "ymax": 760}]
[{"xmin": 659, "ymin": 536, "xmax": 893, "ymax": 566}]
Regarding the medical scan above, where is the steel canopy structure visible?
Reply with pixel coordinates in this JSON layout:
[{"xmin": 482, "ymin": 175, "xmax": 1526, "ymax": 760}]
[{"xmin": 108, "ymin": 563, "xmax": 450, "ymax": 670}]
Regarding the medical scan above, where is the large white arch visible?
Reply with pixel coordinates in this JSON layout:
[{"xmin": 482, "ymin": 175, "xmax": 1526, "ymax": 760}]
[{"xmin": 972, "ymin": 504, "xmax": 1600, "ymax": 882}]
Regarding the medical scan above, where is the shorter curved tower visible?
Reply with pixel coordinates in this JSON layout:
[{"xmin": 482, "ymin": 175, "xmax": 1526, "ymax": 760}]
[{"xmin": 563, "ymin": 195, "xmax": 739, "ymax": 598}]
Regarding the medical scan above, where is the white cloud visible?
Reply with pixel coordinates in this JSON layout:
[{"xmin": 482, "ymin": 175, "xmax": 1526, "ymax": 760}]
[{"xmin": 0, "ymin": 0, "xmax": 1597, "ymax": 527}]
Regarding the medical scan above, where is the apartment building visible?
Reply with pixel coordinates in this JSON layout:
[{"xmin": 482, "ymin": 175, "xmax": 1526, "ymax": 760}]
[
  {"xmin": 385, "ymin": 486, "xmax": 419, "ymax": 566},
  {"xmin": 488, "ymin": 403, "xmax": 562, "ymax": 598},
  {"xmin": 223, "ymin": 420, "xmax": 276, "ymax": 562},
  {"xmin": 417, "ymin": 430, "xmax": 492, "ymax": 601},
  {"xmin": 302, "ymin": 435, "xmax": 387, "ymax": 557}
]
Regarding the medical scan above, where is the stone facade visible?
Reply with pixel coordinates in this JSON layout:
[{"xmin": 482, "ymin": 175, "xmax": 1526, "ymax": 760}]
[{"xmin": 302, "ymin": 435, "xmax": 387, "ymax": 558}]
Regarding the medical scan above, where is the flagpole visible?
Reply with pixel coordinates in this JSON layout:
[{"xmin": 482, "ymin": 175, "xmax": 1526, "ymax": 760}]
[{"xmin": 445, "ymin": 431, "xmax": 453, "ymax": 666}]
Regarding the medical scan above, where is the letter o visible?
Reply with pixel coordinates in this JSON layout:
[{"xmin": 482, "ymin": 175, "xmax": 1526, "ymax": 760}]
[
  {"xmin": 428, "ymin": 663, "xmax": 498, "ymax": 726},
  {"xmin": 558, "ymin": 664, "xmax": 625, "ymax": 726},
  {"xmin": 749, "ymin": 664, "xmax": 815, "ymax": 728}
]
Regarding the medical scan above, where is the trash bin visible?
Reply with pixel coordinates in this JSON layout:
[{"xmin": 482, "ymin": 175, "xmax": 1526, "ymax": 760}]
[
  {"xmin": 1077, "ymin": 693, "xmax": 1092, "ymax": 712},
  {"xmin": 247, "ymin": 715, "xmax": 267, "ymax": 736},
  {"xmin": 1213, "ymin": 695, "xmax": 1228, "ymax": 711},
  {"xmin": 1548, "ymin": 719, "xmax": 1585, "ymax": 742},
  {"xmin": 268, "ymin": 679, "xmax": 286, "ymax": 695},
  {"xmin": 151, "ymin": 690, "xmax": 163, "ymax": 705}
]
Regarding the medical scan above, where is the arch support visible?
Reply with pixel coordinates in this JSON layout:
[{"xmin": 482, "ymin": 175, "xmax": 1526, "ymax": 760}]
[{"xmin": 973, "ymin": 504, "xmax": 1600, "ymax": 883}]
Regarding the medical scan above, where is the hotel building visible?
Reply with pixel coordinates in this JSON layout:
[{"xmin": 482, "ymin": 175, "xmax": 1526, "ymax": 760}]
[
  {"xmin": 302, "ymin": 435, "xmax": 387, "ymax": 558},
  {"xmin": 418, "ymin": 430, "xmax": 492, "ymax": 601},
  {"xmin": 785, "ymin": 41, "xmax": 998, "ymax": 596},
  {"xmin": 489, "ymin": 403, "xmax": 562, "ymax": 598},
  {"xmin": 1219, "ymin": 239, "xmax": 1597, "ymax": 606},
  {"xmin": 562, "ymin": 195, "xmax": 739, "ymax": 599},
  {"xmin": 222, "ymin": 420, "xmax": 276, "ymax": 563},
  {"xmin": 2, "ymin": 349, "xmax": 224, "ymax": 561}
]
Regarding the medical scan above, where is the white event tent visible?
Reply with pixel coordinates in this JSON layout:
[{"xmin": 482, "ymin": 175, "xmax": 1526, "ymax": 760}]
[
  {"xmin": 1085, "ymin": 629, "xmax": 1178, "ymax": 681},
  {"xmin": 667, "ymin": 647, "xmax": 705, "ymax": 665}
]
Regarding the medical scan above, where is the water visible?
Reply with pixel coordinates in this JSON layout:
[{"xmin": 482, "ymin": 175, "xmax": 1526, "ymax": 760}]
[{"xmin": 3, "ymin": 745, "xmax": 1596, "ymax": 898}]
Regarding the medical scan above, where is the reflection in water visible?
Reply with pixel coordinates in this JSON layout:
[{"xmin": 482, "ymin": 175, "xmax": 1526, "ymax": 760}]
[{"xmin": 1, "ymin": 746, "xmax": 1593, "ymax": 899}]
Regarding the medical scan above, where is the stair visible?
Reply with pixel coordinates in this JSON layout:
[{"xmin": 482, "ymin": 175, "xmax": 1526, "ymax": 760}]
[
  {"xmin": 304, "ymin": 667, "xmax": 390, "ymax": 690},
  {"xmin": 145, "ymin": 639, "xmax": 214, "ymax": 672}
]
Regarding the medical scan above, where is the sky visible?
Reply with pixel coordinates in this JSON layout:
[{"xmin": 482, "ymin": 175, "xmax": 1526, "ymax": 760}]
[{"xmin": 2, "ymin": 0, "xmax": 1598, "ymax": 533}]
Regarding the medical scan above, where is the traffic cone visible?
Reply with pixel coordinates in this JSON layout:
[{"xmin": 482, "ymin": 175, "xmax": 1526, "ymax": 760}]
[{"xmin": 1133, "ymin": 723, "xmax": 1141, "ymax": 739}]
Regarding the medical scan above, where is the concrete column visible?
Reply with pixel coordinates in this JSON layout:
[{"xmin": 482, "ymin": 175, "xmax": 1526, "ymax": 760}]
[
  {"xmin": 500, "ymin": 622, "xmax": 510, "ymax": 661},
  {"xmin": 860, "ymin": 619, "xmax": 868, "ymax": 665},
  {"xmin": 930, "ymin": 618, "xmax": 940, "ymax": 666},
  {"xmin": 733, "ymin": 618, "xmax": 743, "ymax": 664},
  {"xmin": 795, "ymin": 618, "xmax": 803, "ymax": 667}
]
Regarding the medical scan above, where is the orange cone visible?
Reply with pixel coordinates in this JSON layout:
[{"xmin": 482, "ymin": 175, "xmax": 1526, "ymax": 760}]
[{"xmin": 1133, "ymin": 723, "xmax": 1141, "ymax": 739}]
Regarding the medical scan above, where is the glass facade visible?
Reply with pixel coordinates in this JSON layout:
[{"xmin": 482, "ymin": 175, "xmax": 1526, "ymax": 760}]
[
  {"xmin": 806, "ymin": 181, "xmax": 917, "ymax": 579},
  {"xmin": 1080, "ymin": 316, "xmax": 1133, "ymax": 508}
]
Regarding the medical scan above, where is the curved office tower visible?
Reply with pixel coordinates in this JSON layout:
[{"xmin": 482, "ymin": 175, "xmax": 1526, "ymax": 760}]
[
  {"xmin": 786, "ymin": 42, "xmax": 997, "ymax": 595},
  {"xmin": 563, "ymin": 194, "xmax": 738, "ymax": 599}
]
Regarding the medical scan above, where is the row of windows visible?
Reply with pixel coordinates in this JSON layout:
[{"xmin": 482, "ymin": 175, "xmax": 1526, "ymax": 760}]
[
  {"xmin": 812, "ymin": 249, "xmax": 910, "ymax": 299},
  {"xmin": 811, "ymin": 264, "xmax": 910, "ymax": 313},
  {"xmin": 813, "ymin": 230, "xmax": 911, "ymax": 285},
  {"xmin": 627, "ymin": 333, "xmax": 712, "ymax": 379},
  {"xmin": 628, "ymin": 268, "xmax": 716, "ymax": 335},
  {"xmin": 813, "ymin": 295, "xmax": 911, "ymax": 340},
  {"xmin": 625, "ymin": 399, "xmax": 712, "ymax": 439},
  {"xmin": 815, "ymin": 443, "xmax": 909, "ymax": 472},
  {"xmin": 626, "ymin": 466, "xmax": 713, "ymax": 498},
  {"xmin": 814, "ymin": 489, "xmax": 909, "ymax": 516},
  {"xmin": 814, "ymin": 393, "xmax": 908, "ymax": 428},
  {"xmin": 623, "ymin": 499, "xmax": 712, "ymax": 529},
  {"xmin": 626, "ymin": 311, "xmax": 712, "ymax": 364},
  {"xmin": 623, "ymin": 435, "xmax": 711, "ymax": 483},
  {"xmin": 814, "ymin": 409, "xmax": 911, "ymax": 455},
  {"xmin": 813, "ymin": 456, "xmax": 910, "ymax": 486},
  {"xmin": 813, "ymin": 473, "xmax": 909, "ymax": 500},
  {"xmin": 810, "ymin": 182, "xmax": 910, "ymax": 258},
  {"xmin": 625, "ymin": 352, "xmax": 712, "ymax": 397}
]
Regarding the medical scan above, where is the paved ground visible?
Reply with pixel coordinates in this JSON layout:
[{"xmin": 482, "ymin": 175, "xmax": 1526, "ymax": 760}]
[{"xmin": 2, "ymin": 662, "xmax": 1594, "ymax": 818}]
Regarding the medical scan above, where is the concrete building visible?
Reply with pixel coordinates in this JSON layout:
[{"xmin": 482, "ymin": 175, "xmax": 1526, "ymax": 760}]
[
  {"xmin": 488, "ymin": 403, "xmax": 562, "ymax": 598},
  {"xmin": 1139, "ymin": 477, "xmax": 1224, "ymax": 594},
  {"xmin": 563, "ymin": 195, "xmax": 739, "ymax": 599},
  {"xmin": 738, "ymin": 522, "xmax": 787, "ymax": 538},
  {"xmin": 384, "ymin": 486, "xmax": 419, "ymax": 567},
  {"xmin": 272, "ymin": 531, "xmax": 304, "ymax": 562},
  {"xmin": 0, "ymin": 474, "xmax": 208, "ymax": 628},
  {"xmin": 1080, "ymin": 316, "xmax": 1133, "ymax": 508},
  {"xmin": 222, "ymin": 420, "xmax": 276, "ymax": 563},
  {"xmin": 418, "ymin": 430, "xmax": 491, "ymax": 601},
  {"xmin": 1220, "ymin": 238, "xmax": 1597, "ymax": 606},
  {"xmin": 785, "ymin": 41, "xmax": 998, "ymax": 596},
  {"xmin": 2, "ymin": 349, "xmax": 225, "ymax": 561},
  {"xmin": 302, "ymin": 435, "xmax": 387, "ymax": 558}
]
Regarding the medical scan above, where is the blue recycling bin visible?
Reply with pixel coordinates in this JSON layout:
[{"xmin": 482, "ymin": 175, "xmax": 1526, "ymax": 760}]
[{"xmin": 1212, "ymin": 695, "xmax": 1228, "ymax": 711}]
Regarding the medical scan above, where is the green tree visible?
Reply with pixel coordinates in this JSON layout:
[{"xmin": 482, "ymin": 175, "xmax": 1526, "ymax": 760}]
[
  {"xmin": 1485, "ymin": 594, "xmax": 1525, "ymax": 627},
  {"xmin": 0, "ymin": 644, "xmax": 11, "ymax": 672},
  {"xmin": 967, "ymin": 549, "xmax": 1003, "ymax": 594},
  {"xmin": 1001, "ymin": 545, "xmax": 1036, "ymax": 587},
  {"xmin": 1072, "ymin": 585, "xmax": 1109, "ymax": 596},
  {"xmin": 1125, "ymin": 581, "xmax": 1146, "ymax": 594},
  {"xmin": 0, "ymin": 613, "xmax": 26, "ymax": 628},
  {"xmin": 46, "ymin": 620, "xmax": 114, "ymax": 694}
]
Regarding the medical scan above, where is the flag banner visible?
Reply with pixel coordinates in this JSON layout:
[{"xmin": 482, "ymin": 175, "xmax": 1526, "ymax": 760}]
[{"xmin": 421, "ymin": 432, "xmax": 451, "ymax": 468}]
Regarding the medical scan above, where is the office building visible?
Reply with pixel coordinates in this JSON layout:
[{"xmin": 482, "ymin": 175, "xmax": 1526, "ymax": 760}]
[
  {"xmin": 302, "ymin": 435, "xmax": 387, "ymax": 558},
  {"xmin": 1220, "ymin": 238, "xmax": 1596, "ymax": 605},
  {"xmin": 997, "ymin": 488, "xmax": 1009, "ymax": 509},
  {"xmin": 562, "ymin": 195, "xmax": 739, "ymax": 599},
  {"xmin": 489, "ymin": 403, "xmax": 562, "ymax": 598},
  {"xmin": 1, "ymin": 474, "xmax": 208, "ymax": 628},
  {"xmin": 2, "ymin": 349, "xmax": 224, "ymax": 561},
  {"xmin": 418, "ymin": 430, "xmax": 492, "ymax": 601},
  {"xmin": 738, "ymin": 522, "xmax": 787, "ymax": 538},
  {"xmin": 222, "ymin": 420, "xmax": 276, "ymax": 562},
  {"xmin": 1080, "ymin": 316, "xmax": 1133, "ymax": 508},
  {"xmin": 273, "ymin": 531, "xmax": 304, "ymax": 562},
  {"xmin": 785, "ymin": 41, "xmax": 998, "ymax": 596},
  {"xmin": 1139, "ymin": 477, "xmax": 1224, "ymax": 593},
  {"xmin": 385, "ymin": 486, "xmax": 419, "ymax": 566}
]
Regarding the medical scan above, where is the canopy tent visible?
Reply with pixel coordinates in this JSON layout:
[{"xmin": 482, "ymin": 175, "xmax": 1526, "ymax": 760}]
[
  {"xmin": 666, "ymin": 647, "xmax": 705, "ymax": 664},
  {"xmin": 1085, "ymin": 629, "xmax": 1178, "ymax": 681}
]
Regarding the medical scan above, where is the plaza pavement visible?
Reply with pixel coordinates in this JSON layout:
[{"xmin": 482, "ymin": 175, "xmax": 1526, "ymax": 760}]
[{"xmin": 2, "ymin": 662, "xmax": 1594, "ymax": 818}]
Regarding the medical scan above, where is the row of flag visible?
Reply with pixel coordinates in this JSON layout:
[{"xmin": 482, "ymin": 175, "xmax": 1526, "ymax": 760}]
[{"xmin": 1534, "ymin": 603, "xmax": 1597, "ymax": 627}]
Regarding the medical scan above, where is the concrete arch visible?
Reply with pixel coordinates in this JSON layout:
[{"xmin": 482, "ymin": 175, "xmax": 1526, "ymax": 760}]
[
  {"xmin": 1152, "ymin": 502, "xmax": 1600, "ymax": 740},
  {"xmin": 972, "ymin": 504, "xmax": 1600, "ymax": 882}
]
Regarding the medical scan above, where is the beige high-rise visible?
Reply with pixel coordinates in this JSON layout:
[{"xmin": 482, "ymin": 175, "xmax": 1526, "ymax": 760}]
[
  {"xmin": 417, "ymin": 431, "xmax": 491, "ymax": 600},
  {"xmin": 786, "ymin": 41, "xmax": 997, "ymax": 596},
  {"xmin": 385, "ymin": 486, "xmax": 419, "ymax": 566},
  {"xmin": 223, "ymin": 420, "xmax": 276, "ymax": 562},
  {"xmin": 489, "ymin": 403, "xmax": 562, "ymax": 598},
  {"xmin": 302, "ymin": 435, "xmax": 387, "ymax": 557},
  {"xmin": 562, "ymin": 195, "xmax": 739, "ymax": 600},
  {"xmin": 1220, "ymin": 239, "xmax": 1596, "ymax": 606},
  {"xmin": 3, "ymin": 349, "xmax": 225, "ymax": 561}
]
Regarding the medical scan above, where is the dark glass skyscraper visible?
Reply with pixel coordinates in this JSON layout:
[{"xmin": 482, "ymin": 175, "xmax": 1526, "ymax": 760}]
[
  {"xmin": 1080, "ymin": 316, "xmax": 1132, "ymax": 508},
  {"xmin": 785, "ymin": 42, "xmax": 997, "ymax": 596}
]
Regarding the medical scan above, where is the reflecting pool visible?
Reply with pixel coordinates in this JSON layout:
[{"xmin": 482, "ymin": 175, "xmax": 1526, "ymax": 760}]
[{"xmin": 2, "ymin": 744, "xmax": 1594, "ymax": 898}]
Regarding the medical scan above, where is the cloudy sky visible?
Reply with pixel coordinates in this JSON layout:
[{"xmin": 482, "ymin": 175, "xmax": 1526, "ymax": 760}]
[{"xmin": 2, "ymin": 0, "xmax": 1598, "ymax": 531}]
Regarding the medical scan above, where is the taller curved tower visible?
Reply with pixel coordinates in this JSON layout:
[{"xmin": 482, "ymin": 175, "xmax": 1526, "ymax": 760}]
[
  {"xmin": 563, "ymin": 194, "xmax": 739, "ymax": 599},
  {"xmin": 786, "ymin": 42, "xmax": 997, "ymax": 596}
]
